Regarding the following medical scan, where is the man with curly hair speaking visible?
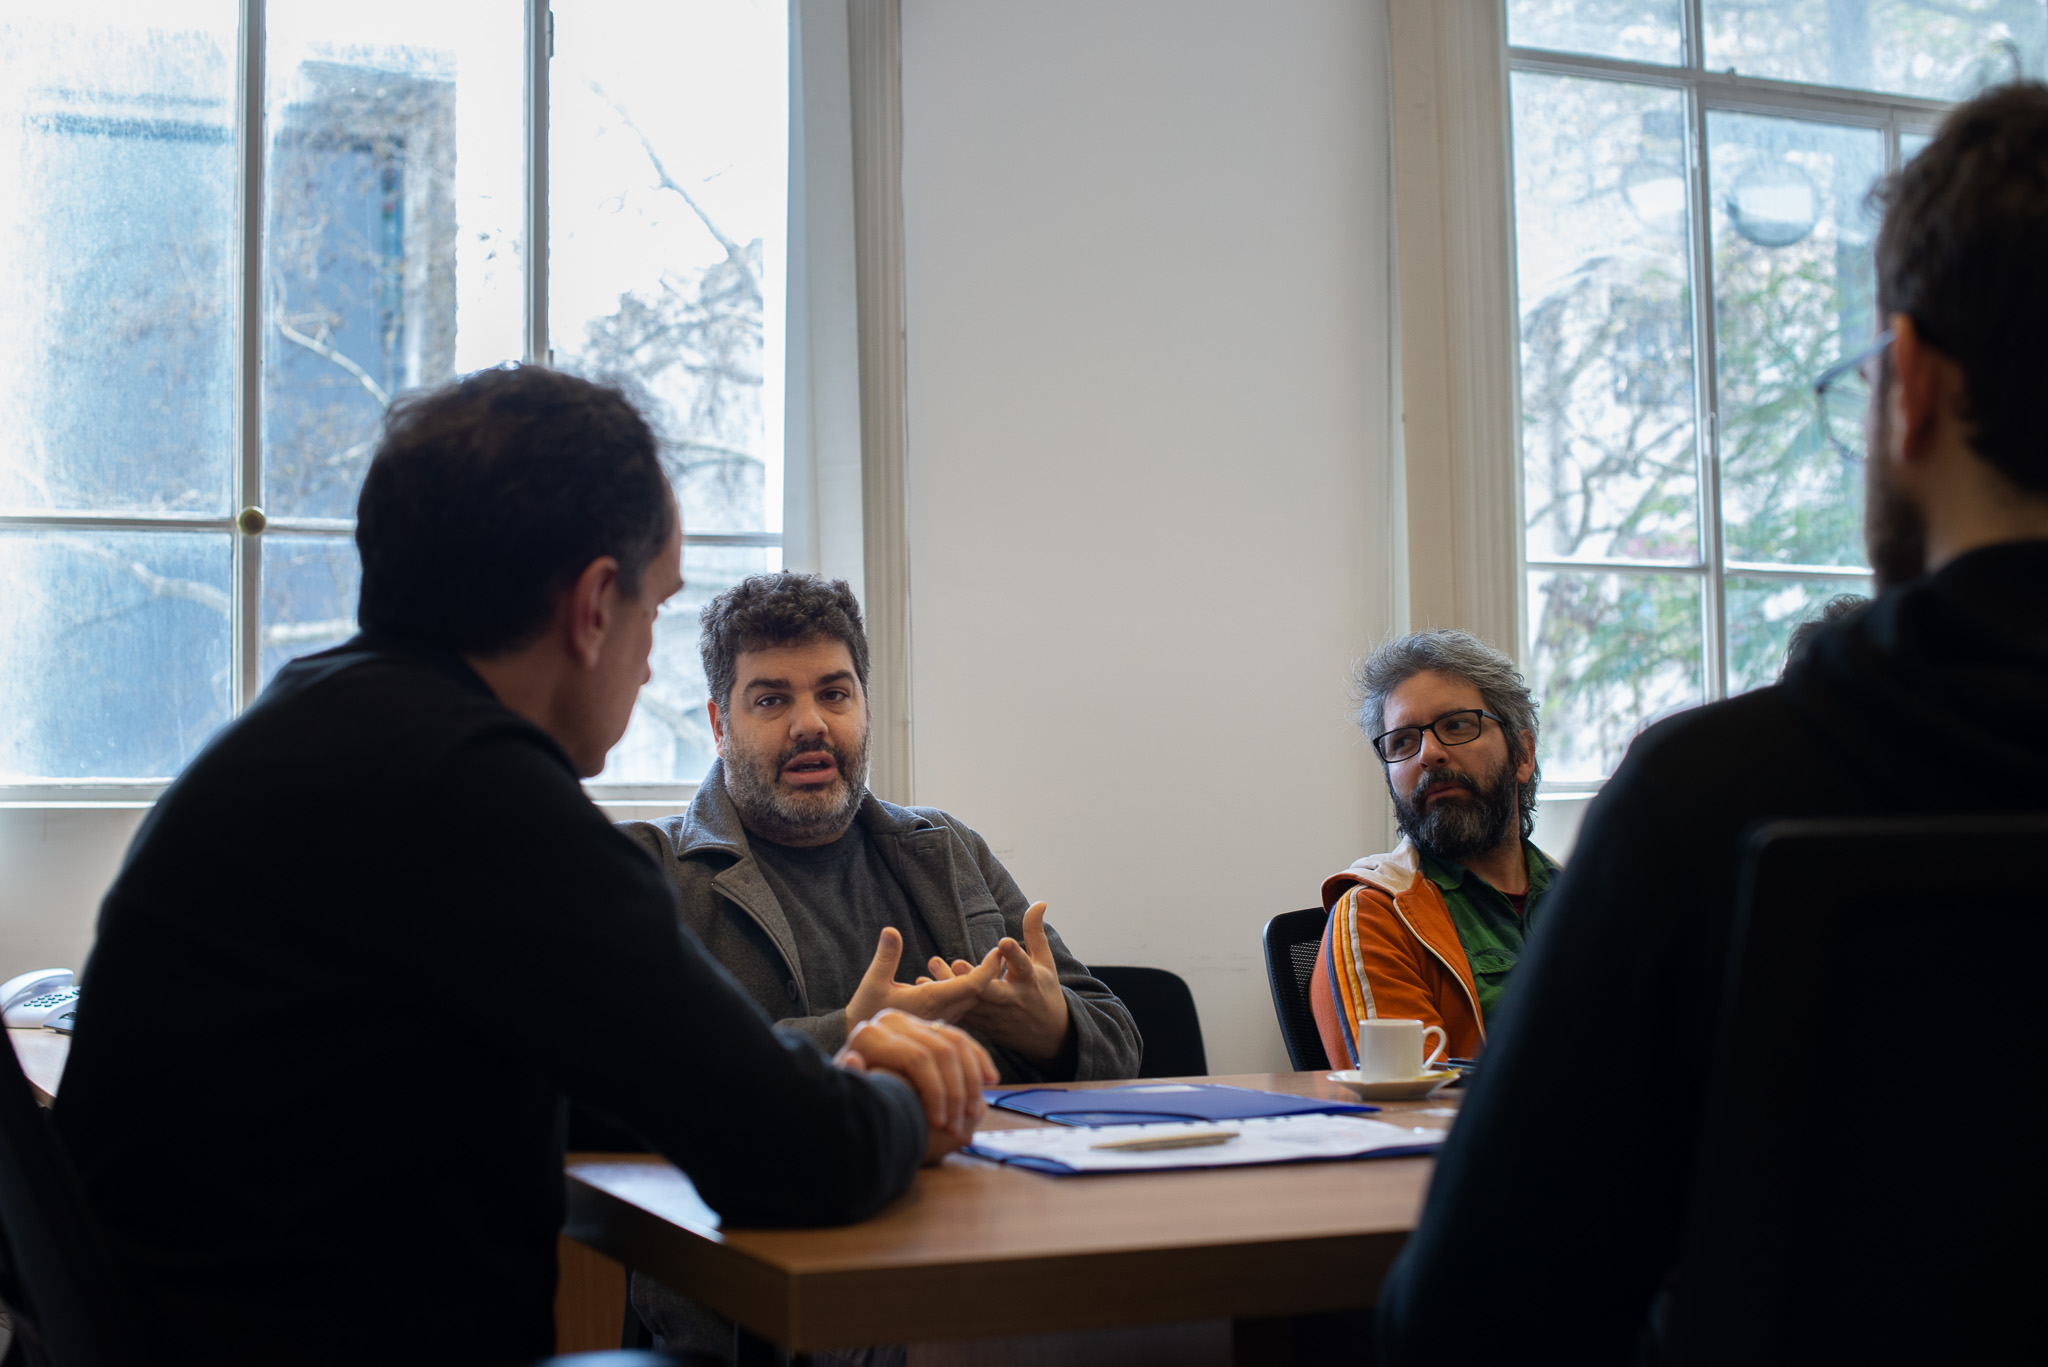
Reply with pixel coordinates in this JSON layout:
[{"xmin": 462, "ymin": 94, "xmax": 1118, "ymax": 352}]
[{"xmin": 620, "ymin": 571, "xmax": 1139, "ymax": 1360}]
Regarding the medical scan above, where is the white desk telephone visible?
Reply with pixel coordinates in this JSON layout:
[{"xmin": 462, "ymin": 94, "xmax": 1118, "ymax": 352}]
[{"xmin": 2, "ymin": 968, "xmax": 79, "ymax": 1031}]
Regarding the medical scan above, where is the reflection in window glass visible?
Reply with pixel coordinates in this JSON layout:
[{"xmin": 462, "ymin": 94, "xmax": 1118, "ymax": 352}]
[
  {"xmin": 262, "ymin": 1, "xmax": 525, "ymax": 521},
  {"xmin": 1710, "ymin": 112, "xmax": 1884, "ymax": 569},
  {"xmin": 1513, "ymin": 73, "xmax": 1698, "ymax": 566},
  {"xmin": 550, "ymin": 0, "xmax": 788, "ymax": 539},
  {"xmin": 1507, "ymin": 0, "xmax": 1682, "ymax": 65},
  {"xmin": 1725, "ymin": 575, "xmax": 1873, "ymax": 694},
  {"xmin": 1702, "ymin": 0, "xmax": 2046, "ymax": 100},
  {"xmin": 0, "ymin": 2, "xmax": 239, "ymax": 516},
  {"xmin": 0, "ymin": 530, "xmax": 233, "ymax": 780},
  {"xmin": 1526, "ymin": 569, "xmax": 1704, "ymax": 783},
  {"xmin": 260, "ymin": 534, "xmax": 363, "ymax": 687},
  {"xmin": 597, "ymin": 543, "xmax": 784, "ymax": 785}
]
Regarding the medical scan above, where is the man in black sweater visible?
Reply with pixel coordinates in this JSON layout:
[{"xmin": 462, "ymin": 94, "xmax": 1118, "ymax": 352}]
[
  {"xmin": 1378, "ymin": 83, "xmax": 2048, "ymax": 1364},
  {"xmin": 55, "ymin": 366, "xmax": 993, "ymax": 1366}
]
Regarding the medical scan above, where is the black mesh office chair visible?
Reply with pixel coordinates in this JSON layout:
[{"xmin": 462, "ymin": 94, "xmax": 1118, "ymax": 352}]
[
  {"xmin": 1667, "ymin": 815, "xmax": 2048, "ymax": 1366},
  {"xmin": 1263, "ymin": 908, "xmax": 1331, "ymax": 1071},
  {"xmin": 1089, "ymin": 966, "xmax": 1207, "ymax": 1078}
]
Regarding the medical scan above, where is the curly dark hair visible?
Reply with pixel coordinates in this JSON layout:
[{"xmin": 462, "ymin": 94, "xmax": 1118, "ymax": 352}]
[
  {"xmin": 355, "ymin": 365, "xmax": 672, "ymax": 656},
  {"xmin": 1872, "ymin": 80, "xmax": 2048, "ymax": 493},
  {"xmin": 1779, "ymin": 592, "xmax": 1870, "ymax": 682},
  {"xmin": 699, "ymin": 572, "xmax": 871, "ymax": 713}
]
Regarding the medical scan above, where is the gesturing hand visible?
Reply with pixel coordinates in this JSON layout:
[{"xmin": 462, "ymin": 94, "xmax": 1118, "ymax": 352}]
[
  {"xmin": 836, "ymin": 1008, "xmax": 998, "ymax": 1162},
  {"xmin": 918, "ymin": 902, "xmax": 1072, "ymax": 1063},
  {"xmin": 841, "ymin": 926, "xmax": 998, "ymax": 1034}
]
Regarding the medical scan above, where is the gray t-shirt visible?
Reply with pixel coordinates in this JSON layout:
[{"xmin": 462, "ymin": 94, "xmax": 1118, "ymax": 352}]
[{"xmin": 748, "ymin": 820, "xmax": 948, "ymax": 1016}]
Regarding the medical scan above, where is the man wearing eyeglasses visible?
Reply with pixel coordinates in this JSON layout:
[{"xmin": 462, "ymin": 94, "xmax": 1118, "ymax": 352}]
[
  {"xmin": 1377, "ymin": 81, "xmax": 2048, "ymax": 1367},
  {"xmin": 1309, "ymin": 630, "xmax": 1556, "ymax": 1069}
]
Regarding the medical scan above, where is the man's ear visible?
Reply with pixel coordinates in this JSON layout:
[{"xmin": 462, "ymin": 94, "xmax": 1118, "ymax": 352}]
[
  {"xmin": 1515, "ymin": 730, "xmax": 1537, "ymax": 785},
  {"xmin": 1889, "ymin": 313, "xmax": 1954, "ymax": 469},
  {"xmin": 565, "ymin": 555, "xmax": 622, "ymax": 670},
  {"xmin": 706, "ymin": 698, "xmax": 727, "ymax": 755}
]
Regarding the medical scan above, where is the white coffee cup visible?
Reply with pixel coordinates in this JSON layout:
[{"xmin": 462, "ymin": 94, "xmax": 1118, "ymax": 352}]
[{"xmin": 1352, "ymin": 1018, "xmax": 1448, "ymax": 1082}]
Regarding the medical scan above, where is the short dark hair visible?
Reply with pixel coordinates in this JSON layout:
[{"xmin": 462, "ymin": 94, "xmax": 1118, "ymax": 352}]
[
  {"xmin": 700, "ymin": 572, "xmax": 871, "ymax": 713},
  {"xmin": 355, "ymin": 365, "xmax": 673, "ymax": 656},
  {"xmin": 1354, "ymin": 630, "xmax": 1542, "ymax": 840},
  {"xmin": 1779, "ymin": 593, "xmax": 1869, "ymax": 682},
  {"xmin": 1872, "ymin": 80, "xmax": 2048, "ymax": 494}
]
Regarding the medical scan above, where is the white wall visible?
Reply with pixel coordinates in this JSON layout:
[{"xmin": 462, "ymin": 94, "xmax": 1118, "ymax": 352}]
[
  {"xmin": 0, "ymin": 807, "xmax": 145, "ymax": 982},
  {"xmin": 898, "ymin": 0, "xmax": 1398, "ymax": 1073}
]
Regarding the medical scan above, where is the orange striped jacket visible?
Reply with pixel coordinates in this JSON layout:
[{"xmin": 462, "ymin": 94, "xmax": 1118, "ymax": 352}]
[{"xmin": 1310, "ymin": 838, "xmax": 1486, "ymax": 1069}]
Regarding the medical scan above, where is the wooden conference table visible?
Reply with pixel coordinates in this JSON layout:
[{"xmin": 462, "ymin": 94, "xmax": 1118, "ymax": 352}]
[
  {"xmin": 6, "ymin": 1031, "xmax": 1450, "ymax": 1362},
  {"xmin": 565, "ymin": 1071, "xmax": 1457, "ymax": 1364}
]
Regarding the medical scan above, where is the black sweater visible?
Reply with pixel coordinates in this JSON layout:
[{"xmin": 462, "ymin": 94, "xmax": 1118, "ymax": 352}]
[
  {"xmin": 1377, "ymin": 539, "xmax": 2048, "ymax": 1365},
  {"xmin": 55, "ymin": 639, "xmax": 925, "ymax": 1366}
]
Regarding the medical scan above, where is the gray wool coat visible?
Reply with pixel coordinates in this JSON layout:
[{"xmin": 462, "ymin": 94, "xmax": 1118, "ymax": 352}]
[{"xmin": 617, "ymin": 761, "xmax": 1142, "ymax": 1084}]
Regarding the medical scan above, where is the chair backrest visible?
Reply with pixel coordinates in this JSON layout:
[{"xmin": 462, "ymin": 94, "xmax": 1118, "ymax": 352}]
[
  {"xmin": 1668, "ymin": 814, "xmax": 2048, "ymax": 1367},
  {"xmin": 1262, "ymin": 908, "xmax": 1330, "ymax": 1071},
  {"xmin": 1088, "ymin": 966, "xmax": 1207, "ymax": 1078},
  {"xmin": 0, "ymin": 1042, "xmax": 154, "ymax": 1367}
]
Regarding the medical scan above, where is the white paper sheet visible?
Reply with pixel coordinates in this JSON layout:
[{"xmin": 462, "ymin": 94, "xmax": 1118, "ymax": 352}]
[{"xmin": 965, "ymin": 1113, "xmax": 1444, "ymax": 1174}]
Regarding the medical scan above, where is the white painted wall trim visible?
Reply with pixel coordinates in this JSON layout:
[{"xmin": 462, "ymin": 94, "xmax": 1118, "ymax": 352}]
[
  {"xmin": 783, "ymin": 0, "xmax": 867, "ymax": 595},
  {"xmin": 1388, "ymin": 0, "xmax": 1524, "ymax": 658},
  {"xmin": 846, "ymin": 0, "xmax": 913, "ymax": 805}
]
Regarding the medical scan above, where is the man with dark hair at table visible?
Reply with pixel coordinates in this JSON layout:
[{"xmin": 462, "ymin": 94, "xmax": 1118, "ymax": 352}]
[
  {"xmin": 1378, "ymin": 82, "xmax": 2048, "ymax": 1366},
  {"xmin": 624, "ymin": 571, "xmax": 1137, "ymax": 1083},
  {"xmin": 55, "ymin": 365, "xmax": 993, "ymax": 1367},
  {"xmin": 618, "ymin": 570, "xmax": 1140, "ymax": 1358},
  {"xmin": 1310, "ymin": 629, "xmax": 1558, "ymax": 1070}
]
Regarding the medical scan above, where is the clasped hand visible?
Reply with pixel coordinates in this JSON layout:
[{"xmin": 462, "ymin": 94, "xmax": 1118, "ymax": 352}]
[{"xmin": 835, "ymin": 1009, "xmax": 997, "ymax": 1162}]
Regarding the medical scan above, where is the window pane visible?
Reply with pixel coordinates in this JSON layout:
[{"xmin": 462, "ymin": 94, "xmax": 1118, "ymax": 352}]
[
  {"xmin": 550, "ymin": 0, "xmax": 788, "ymax": 537},
  {"xmin": 260, "ymin": 534, "xmax": 361, "ymax": 687},
  {"xmin": 0, "ymin": 529, "xmax": 232, "ymax": 781},
  {"xmin": 1507, "ymin": 0, "xmax": 1682, "ymax": 65},
  {"xmin": 1527, "ymin": 568, "xmax": 1704, "ymax": 782},
  {"xmin": 596, "ymin": 543, "xmax": 783, "ymax": 786},
  {"xmin": 1702, "ymin": 0, "xmax": 2047, "ymax": 101},
  {"xmin": 1512, "ymin": 74, "xmax": 1698, "ymax": 566},
  {"xmin": 1726, "ymin": 574, "xmax": 1873, "ymax": 694},
  {"xmin": 0, "ymin": 3, "xmax": 238, "ymax": 516},
  {"xmin": 1901, "ymin": 129, "xmax": 1934, "ymax": 163},
  {"xmin": 1710, "ymin": 112, "xmax": 1883, "ymax": 570},
  {"xmin": 262, "ymin": 2, "xmax": 525, "ymax": 521}
]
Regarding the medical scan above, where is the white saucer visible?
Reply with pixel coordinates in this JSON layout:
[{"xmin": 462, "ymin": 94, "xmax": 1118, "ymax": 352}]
[{"xmin": 1326, "ymin": 1069, "xmax": 1460, "ymax": 1101}]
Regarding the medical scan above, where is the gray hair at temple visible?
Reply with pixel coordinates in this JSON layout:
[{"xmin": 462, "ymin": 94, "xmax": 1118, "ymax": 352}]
[{"xmin": 1352, "ymin": 629, "xmax": 1542, "ymax": 839}]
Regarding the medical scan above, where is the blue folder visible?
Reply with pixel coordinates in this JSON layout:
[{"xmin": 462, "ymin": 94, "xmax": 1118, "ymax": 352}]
[{"xmin": 984, "ymin": 1082, "xmax": 1375, "ymax": 1126}]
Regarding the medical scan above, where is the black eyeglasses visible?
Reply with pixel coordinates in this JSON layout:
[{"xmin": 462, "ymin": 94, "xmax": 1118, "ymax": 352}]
[
  {"xmin": 1813, "ymin": 329, "xmax": 1893, "ymax": 462},
  {"xmin": 1371, "ymin": 709, "xmax": 1505, "ymax": 764}
]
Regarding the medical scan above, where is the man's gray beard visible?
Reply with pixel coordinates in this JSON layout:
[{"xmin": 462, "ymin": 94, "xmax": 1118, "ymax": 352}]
[
  {"xmin": 1391, "ymin": 753, "xmax": 1520, "ymax": 865},
  {"xmin": 722, "ymin": 732, "xmax": 871, "ymax": 847}
]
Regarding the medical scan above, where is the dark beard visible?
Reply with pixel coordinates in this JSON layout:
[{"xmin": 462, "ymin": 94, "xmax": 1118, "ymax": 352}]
[
  {"xmin": 1864, "ymin": 354, "xmax": 1928, "ymax": 593},
  {"xmin": 722, "ymin": 732, "xmax": 871, "ymax": 847},
  {"xmin": 1390, "ymin": 753, "xmax": 1520, "ymax": 864}
]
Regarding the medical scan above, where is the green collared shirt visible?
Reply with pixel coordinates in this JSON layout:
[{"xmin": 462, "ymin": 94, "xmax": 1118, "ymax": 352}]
[{"xmin": 1415, "ymin": 840, "xmax": 1560, "ymax": 1022}]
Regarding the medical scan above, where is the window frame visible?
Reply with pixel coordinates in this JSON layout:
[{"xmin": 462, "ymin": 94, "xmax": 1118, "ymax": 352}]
[
  {"xmin": 1509, "ymin": 0, "xmax": 1952, "ymax": 799},
  {"xmin": 0, "ymin": 0, "xmax": 788, "ymax": 806}
]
